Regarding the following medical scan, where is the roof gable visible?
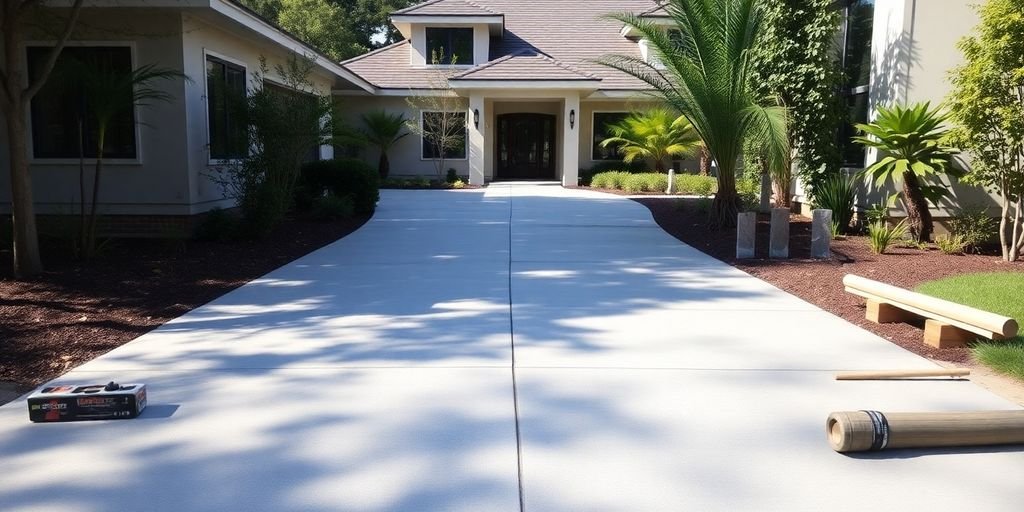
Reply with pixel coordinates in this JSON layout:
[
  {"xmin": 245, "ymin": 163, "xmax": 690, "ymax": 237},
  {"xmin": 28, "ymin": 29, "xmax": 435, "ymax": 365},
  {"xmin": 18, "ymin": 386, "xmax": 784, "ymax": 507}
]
[
  {"xmin": 393, "ymin": 0, "xmax": 500, "ymax": 16},
  {"xmin": 450, "ymin": 50, "xmax": 599, "ymax": 82},
  {"xmin": 343, "ymin": 0, "xmax": 660, "ymax": 92}
]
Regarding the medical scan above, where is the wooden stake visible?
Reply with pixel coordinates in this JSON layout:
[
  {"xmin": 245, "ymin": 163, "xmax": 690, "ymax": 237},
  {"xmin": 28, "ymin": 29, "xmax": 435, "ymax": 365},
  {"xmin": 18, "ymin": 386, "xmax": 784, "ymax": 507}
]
[{"xmin": 835, "ymin": 369, "xmax": 970, "ymax": 381}]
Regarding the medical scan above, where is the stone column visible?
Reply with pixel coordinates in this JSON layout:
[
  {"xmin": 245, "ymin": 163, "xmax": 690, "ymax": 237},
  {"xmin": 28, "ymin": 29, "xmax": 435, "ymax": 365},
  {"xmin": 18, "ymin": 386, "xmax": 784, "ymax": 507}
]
[
  {"xmin": 468, "ymin": 93, "xmax": 486, "ymax": 186},
  {"xmin": 561, "ymin": 93, "xmax": 581, "ymax": 187},
  {"xmin": 736, "ymin": 212, "xmax": 756, "ymax": 259},
  {"xmin": 811, "ymin": 209, "xmax": 832, "ymax": 259},
  {"xmin": 770, "ymin": 208, "xmax": 789, "ymax": 258}
]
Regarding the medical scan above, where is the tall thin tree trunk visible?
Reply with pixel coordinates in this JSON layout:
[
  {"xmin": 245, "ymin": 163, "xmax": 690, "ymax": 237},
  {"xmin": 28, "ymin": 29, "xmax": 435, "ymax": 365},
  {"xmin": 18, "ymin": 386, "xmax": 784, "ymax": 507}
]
[
  {"xmin": 901, "ymin": 171, "xmax": 933, "ymax": 242},
  {"xmin": 1000, "ymin": 186, "xmax": 1011, "ymax": 262},
  {"xmin": 378, "ymin": 151, "xmax": 390, "ymax": 179},
  {"xmin": 5, "ymin": 104, "xmax": 44, "ymax": 277},
  {"xmin": 699, "ymin": 147, "xmax": 710, "ymax": 176},
  {"xmin": 86, "ymin": 128, "xmax": 106, "ymax": 257},
  {"xmin": 78, "ymin": 115, "xmax": 86, "ymax": 256}
]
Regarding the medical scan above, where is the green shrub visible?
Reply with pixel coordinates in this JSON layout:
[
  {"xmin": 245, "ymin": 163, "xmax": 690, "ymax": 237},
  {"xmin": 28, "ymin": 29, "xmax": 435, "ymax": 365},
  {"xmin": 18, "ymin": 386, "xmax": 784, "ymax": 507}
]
[
  {"xmin": 446, "ymin": 168, "xmax": 459, "ymax": 184},
  {"xmin": 674, "ymin": 174, "xmax": 717, "ymax": 196},
  {"xmin": 195, "ymin": 208, "xmax": 241, "ymax": 241},
  {"xmin": 936, "ymin": 234, "xmax": 967, "ymax": 255},
  {"xmin": 644, "ymin": 173, "xmax": 669, "ymax": 192},
  {"xmin": 310, "ymin": 194, "xmax": 355, "ymax": 220},
  {"xmin": 868, "ymin": 219, "xmax": 908, "ymax": 254},
  {"xmin": 949, "ymin": 205, "xmax": 997, "ymax": 253},
  {"xmin": 451, "ymin": 179, "xmax": 466, "ymax": 189},
  {"xmin": 300, "ymin": 158, "xmax": 380, "ymax": 214},
  {"xmin": 590, "ymin": 171, "xmax": 635, "ymax": 190},
  {"xmin": 813, "ymin": 174, "xmax": 856, "ymax": 234},
  {"xmin": 736, "ymin": 175, "xmax": 760, "ymax": 212},
  {"xmin": 623, "ymin": 174, "xmax": 647, "ymax": 192},
  {"xmin": 864, "ymin": 204, "xmax": 888, "ymax": 225}
]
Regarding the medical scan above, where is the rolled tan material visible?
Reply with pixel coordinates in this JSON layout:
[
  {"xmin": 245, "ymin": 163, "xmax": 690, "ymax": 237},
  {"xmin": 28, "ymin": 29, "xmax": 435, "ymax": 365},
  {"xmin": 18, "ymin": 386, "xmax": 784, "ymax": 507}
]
[
  {"xmin": 843, "ymin": 274, "xmax": 1019, "ymax": 338},
  {"xmin": 827, "ymin": 410, "xmax": 1024, "ymax": 453},
  {"xmin": 835, "ymin": 369, "xmax": 970, "ymax": 380}
]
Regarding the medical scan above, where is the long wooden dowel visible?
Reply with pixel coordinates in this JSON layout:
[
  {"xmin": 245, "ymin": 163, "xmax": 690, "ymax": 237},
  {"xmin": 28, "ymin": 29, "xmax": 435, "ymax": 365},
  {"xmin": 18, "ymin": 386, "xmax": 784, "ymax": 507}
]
[
  {"xmin": 835, "ymin": 369, "xmax": 970, "ymax": 380},
  {"xmin": 827, "ymin": 410, "xmax": 1024, "ymax": 453}
]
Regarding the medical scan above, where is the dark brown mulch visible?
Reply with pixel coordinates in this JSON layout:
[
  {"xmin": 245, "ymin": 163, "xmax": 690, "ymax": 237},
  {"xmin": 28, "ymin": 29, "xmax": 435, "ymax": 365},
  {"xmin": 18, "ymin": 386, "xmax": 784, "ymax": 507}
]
[
  {"xmin": 634, "ymin": 197, "xmax": 1024, "ymax": 366},
  {"xmin": 0, "ymin": 215, "xmax": 369, "ymax": 389}
]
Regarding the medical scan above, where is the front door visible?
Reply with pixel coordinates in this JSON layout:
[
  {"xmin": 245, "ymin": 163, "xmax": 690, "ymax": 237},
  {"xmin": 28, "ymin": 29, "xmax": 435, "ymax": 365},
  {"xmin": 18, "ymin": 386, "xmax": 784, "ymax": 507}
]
[{"xmin": 496, "ymin": 114, "xmax": 557, "ymax": 180}]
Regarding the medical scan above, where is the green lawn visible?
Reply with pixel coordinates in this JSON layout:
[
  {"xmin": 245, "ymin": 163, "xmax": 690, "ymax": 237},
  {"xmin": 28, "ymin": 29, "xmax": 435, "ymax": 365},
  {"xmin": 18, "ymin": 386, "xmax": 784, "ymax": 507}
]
[{"xmin": 916, "ymin": 272, "xmax": 1024, "ymax": 381}]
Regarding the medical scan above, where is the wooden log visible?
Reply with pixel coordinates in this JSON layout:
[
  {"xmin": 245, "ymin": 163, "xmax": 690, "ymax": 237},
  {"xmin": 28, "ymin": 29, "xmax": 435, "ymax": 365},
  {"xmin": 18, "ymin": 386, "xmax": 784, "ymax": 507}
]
[
  {"xmin": 924, "ymin": 319, "xmax": 979, "ymax": 349},
  {"xmin": 826, "ymin": 410, "xmax": 1024, "ymax": 453},
  {"xmin": 843, "ymin": 275, "xmax": 1019, "ymax": 338},
  {"xmin": 835, "ymin": 368, "xmax": 970, "ymax": 380}
]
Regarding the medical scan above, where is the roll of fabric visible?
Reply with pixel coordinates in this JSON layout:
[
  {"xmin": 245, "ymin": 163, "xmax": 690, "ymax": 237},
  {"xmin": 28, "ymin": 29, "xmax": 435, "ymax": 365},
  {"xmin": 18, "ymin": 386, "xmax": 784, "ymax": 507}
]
[{"xmin": 826, "ymin": 410, "xmax": 1024, "ymax": 453}]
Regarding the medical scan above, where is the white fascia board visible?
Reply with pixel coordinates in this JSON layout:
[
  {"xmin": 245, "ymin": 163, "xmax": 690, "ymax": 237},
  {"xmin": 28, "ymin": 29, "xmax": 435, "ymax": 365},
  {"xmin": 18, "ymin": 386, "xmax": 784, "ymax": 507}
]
[
  {"xmin": 589, "ymin": 89, "xmax": 657, "ymax": 99},
  {"xmin": 621, "ymin": 18, "xmax": 675, "ymax": 37},
  {"xmin": 390, "ymin": 15, "xmax": 504, "ymax": 35},
  {"xmin": 209, "ymin": 0, "xmax": 376, "ymax": 93},
  {"xmin": 449, "ymin": 80, "xmax": 602, "ymax": 90},
  {"xmin": 336, "ymin": 88, "xmax": 456, "ymax": 97}
]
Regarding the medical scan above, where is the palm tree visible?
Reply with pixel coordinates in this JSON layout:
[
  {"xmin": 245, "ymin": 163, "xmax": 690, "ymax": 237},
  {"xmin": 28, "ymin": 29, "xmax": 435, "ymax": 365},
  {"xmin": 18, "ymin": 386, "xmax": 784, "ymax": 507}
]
[
  {"xmin": 360, "ymin": 110, "xmax": 408, "ymax": 179},
  {"xmin": 599, "ymin": 108, "xmax": 702, "ymax": 193},
  {"xmin": 70, "ymin": 60, "xmax": 188, "ymax": 256},
  {"xmin": 853, "ymin": 102, "xmax": 960, "ymax": 242},
  {"xmin": 600, "ymin": 0, "xmax": 788, "ymax": 227},
  {"xmin": 600, "ymin": 108, "xmax": 702, "ymax": 172}
]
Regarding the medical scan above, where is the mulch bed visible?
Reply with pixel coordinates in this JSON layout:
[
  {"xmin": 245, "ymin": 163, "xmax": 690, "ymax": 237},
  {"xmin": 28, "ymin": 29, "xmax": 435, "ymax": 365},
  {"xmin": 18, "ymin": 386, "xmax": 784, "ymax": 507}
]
[
  {"xmin": 0, "ymin": 215, "xmax": 369, "ymax": 391},
  {"xmin": 634, "ymin": 197, "xmax": 1024, "ymax": 367}
]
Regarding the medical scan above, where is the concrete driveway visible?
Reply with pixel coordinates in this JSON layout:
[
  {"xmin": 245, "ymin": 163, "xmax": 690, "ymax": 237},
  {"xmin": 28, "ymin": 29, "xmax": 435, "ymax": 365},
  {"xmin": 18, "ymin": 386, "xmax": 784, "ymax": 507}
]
[{"xmin": 1, "ymin": 183, "xmax": 1022, "ymax": 511}]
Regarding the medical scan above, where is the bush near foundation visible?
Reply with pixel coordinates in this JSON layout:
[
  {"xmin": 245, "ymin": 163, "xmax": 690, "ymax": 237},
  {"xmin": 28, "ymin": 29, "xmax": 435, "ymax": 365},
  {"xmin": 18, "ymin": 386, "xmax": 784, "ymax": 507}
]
[
  {"xmin": 590, "ymin": 171, "xmax": 717, "ymax": 196},
  {"xmin": 299, "ymin": 158, "xmax": 380, "ymax": 214}
]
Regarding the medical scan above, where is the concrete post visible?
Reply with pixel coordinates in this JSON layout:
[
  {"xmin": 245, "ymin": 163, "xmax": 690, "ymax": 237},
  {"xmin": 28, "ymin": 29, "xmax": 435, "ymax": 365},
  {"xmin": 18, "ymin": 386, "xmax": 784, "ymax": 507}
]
[
  {"xmin": 769, "ymin": 208, "xmax": 789, "ymax": 259},
  {"xmin": 811, "ymin": 209, "xmax": 833, "ymax": 259},
  {"xmin": 666, "ymin": 168, "xmax": 676, "ymax": 194},
  {"xmin": 468, "ymin": 93, "xmax": 486, "ymax": 186},
  {"xmin": 736, "ymin": 212, "xmax": 756, "ymax": 259},
  {"xmin": 562, "ymin": 93, "xmax": 580, "ymax": 187}
]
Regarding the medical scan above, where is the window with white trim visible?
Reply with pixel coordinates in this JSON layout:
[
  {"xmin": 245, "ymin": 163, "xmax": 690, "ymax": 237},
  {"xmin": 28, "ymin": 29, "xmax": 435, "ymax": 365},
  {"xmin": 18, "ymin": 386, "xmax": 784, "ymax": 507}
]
[
  {"xmin": 421, "ymin": 111, "xmax": 467, "ymax": 159},
  {"xmin": 425, "ymin": 28, "xmax": 473, "ymax": 65},
  {"xmin": 29, "ymin": 46, "xmax": 136, "ymax": 159},
  {"xmin": 206, "ymin": 55, "xmax": 248, "ymax": 160},
  {"xmin": 592, "ymin": 112, "xmax": 629, "ymax": 160}
]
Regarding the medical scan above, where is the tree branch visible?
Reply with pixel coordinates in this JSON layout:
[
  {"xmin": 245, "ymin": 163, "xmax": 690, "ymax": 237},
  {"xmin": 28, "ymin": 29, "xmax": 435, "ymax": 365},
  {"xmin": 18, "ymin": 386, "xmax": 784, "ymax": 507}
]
[{"xmin": 23, "ymin": 0, "xmax": 84, "ymax": 99}]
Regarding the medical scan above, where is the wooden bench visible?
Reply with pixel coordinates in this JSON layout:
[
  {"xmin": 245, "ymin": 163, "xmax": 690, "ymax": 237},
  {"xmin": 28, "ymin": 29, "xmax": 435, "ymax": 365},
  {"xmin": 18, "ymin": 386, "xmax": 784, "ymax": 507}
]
[{"xmin": 843, "ymin": 274, "xmax": 1019, "ymax": 348}]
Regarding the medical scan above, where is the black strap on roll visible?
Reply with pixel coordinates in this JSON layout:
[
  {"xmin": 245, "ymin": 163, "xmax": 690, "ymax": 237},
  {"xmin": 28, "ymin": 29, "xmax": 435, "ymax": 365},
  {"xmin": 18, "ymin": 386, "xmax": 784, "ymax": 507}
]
[{"xmin": 862, "ymin": 410, "xmax": 890, "ymax": 451}]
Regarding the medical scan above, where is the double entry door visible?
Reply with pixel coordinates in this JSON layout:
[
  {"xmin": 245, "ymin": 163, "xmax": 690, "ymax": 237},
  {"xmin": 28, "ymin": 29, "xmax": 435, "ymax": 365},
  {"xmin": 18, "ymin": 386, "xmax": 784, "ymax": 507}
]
[{"xmin": 496, "ymin": 113, "xmax": 557, "ymax": 180}]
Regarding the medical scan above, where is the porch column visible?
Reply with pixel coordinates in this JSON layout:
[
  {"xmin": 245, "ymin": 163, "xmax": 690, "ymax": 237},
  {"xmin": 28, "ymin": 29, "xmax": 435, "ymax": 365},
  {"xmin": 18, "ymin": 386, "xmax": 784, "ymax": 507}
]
[
  {"xmin": 468, "ymin": 93, "xmax": 486, "ymax": 186},
  {"xmin": 562, "ymin": 92, "xmax": 581, "ymax": 187}
]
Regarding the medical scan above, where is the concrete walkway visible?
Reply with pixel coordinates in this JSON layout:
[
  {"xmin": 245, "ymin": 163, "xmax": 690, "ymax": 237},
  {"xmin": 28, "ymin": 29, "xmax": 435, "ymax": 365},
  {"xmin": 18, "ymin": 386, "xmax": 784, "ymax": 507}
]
[{"xmin": 1, "ymin": 183, "xmax": 1022, "ymax": 511}]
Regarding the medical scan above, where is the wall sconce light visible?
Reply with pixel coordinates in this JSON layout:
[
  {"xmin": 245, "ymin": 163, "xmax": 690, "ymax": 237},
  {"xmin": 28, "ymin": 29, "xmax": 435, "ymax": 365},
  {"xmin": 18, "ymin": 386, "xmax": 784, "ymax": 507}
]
[
  {"xmin": 473, "ymin": 109, "xmax": 480, "ymax": 128},
  {"xmin": 569, "ymin": 109, "xmax": 576, "ymax": 129}
]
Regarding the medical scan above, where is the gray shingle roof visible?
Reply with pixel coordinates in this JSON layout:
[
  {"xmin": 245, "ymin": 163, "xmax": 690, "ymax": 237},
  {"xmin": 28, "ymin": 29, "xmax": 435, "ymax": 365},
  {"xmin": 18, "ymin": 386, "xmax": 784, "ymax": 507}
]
[
  {"xmin": 450, "ymin": 50, "xmax": 599, "ymax": 81},
  {"xmin": 343, "ymin": 0, "xmax": 658, "ymax": 91},
  {"xmin": 393, "ymin": 0, "xmax": 500, "ymax": 16}
]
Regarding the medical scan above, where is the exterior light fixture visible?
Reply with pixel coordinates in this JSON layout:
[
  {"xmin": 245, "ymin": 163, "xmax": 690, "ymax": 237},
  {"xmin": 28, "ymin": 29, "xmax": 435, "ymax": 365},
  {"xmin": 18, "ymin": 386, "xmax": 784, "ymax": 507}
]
[
  {"xmin": 474, "ymin": 109, "xmax": 480, "ymax": 128},
  {"xmin": 569, "ymin": 109, "xmax": 576, "ymax": 129}
]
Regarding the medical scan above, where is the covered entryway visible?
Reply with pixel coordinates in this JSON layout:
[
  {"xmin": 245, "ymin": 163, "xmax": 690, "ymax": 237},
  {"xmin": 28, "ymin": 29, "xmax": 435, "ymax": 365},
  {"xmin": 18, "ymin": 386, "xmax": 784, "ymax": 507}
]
[{"xmin": 496, "ymin": 113, "xmax": 557, "ymax": 180}]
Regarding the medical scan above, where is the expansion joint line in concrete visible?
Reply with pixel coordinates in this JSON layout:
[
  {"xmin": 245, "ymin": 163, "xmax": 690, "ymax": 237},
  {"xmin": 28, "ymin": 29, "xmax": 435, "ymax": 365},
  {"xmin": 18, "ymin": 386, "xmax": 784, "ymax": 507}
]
[{"xmin": 506, "ymin": 185, "xmax": 527, "ymax": 512}]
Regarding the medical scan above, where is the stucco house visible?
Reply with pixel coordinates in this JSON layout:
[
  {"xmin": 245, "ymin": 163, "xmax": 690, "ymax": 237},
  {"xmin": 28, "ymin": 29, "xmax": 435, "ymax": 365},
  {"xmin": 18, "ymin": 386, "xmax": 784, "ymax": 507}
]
[
  {"xmin": 337, "ymin": 0, "xmax": 674, "ymax": 187},
  {"xmin": 0, "ymin": 0, "xmax": 1003, "ymax": 235},
  {"xmin": 0, "ymin": 0, "xmax": 373, "ymax": 236}
]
